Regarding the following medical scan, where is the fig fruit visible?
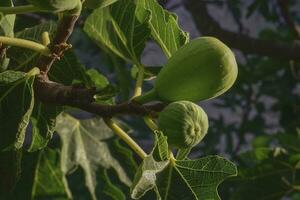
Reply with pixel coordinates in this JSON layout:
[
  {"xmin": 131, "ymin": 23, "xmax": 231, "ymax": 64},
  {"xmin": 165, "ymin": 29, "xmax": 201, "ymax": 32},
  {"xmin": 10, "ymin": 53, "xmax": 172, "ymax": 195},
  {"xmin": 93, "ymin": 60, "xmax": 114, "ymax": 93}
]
[
  {"xmin": 28, "ymin": 0, "xmax": 81, "ymax": 13},
  {"xmin": 158, "ymin": 101, "xmax": 209, "ymax": 149},
  {"xmin": 135, "ymin": 37, "xmax": 238, "ymax": 103}
]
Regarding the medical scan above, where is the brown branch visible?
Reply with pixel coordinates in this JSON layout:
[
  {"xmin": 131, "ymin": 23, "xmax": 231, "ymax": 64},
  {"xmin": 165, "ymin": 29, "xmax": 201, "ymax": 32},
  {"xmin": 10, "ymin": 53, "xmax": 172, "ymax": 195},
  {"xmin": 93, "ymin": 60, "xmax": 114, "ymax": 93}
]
[
  {"xmin": 32, "ymin": 11, "xmax": 164, "ymax": 118},
  {"xmin": 277, "ymin": 0, "xmax": 300, "ymax": 39},
  {"xmin": 36, "ymin": 15, "xmax": 79, "ymax": 74},
  {"xmin": 34, "ymin": 76, "xmax": 165, "ymax": 117},
  {"xmin": 184, "ymin": 0, "xmax": 300, "ymax": 61}
]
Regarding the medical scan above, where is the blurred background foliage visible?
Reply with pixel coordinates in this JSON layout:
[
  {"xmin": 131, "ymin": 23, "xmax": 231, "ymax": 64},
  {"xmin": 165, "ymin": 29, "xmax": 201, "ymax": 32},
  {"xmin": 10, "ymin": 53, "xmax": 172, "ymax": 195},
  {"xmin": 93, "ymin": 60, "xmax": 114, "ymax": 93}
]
[{"xmin": 6, "ymin": 0, "xmax": 300, "ymax": 199}]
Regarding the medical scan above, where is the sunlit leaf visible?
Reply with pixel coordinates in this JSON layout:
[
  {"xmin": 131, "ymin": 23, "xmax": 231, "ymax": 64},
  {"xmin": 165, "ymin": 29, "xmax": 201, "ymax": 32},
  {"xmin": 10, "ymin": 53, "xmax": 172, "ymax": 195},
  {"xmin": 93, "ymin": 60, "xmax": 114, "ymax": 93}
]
[
  {"xmin": 84, "ymin": 0, "xmax": 151, "ymax": 64},
  {"xmin": 55, "ymin": 113, "xmax": 133, "ymax": 200},
  {"xmin": 156, "ymin": 156, "xmax": 237, "ymax": 200},
  {"xmin": 131, "ymin": 131, "xmax": 169, "ymax": 199},
  {"xmin": 136, "ymin": 0, "xmax": 189, "ymax": 58}
]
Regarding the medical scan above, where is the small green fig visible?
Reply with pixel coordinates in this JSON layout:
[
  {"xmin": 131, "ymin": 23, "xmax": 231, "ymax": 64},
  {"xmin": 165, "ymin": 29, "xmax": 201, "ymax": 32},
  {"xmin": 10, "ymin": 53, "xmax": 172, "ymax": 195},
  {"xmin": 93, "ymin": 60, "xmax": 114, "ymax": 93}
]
[
  {"xmin": 158, "ymin": 101, "xmax": 209, "ymax": 149},
  {"xmin": 28, "ymin": 0, "xmax": 81, "ymax": 13},
  {"xmin": 135, "ymin": 37, "xmax": 238, "ymax": 103},
  {"xmin": 84, "ymin": 0, "xmax": 118, "ymax": 9}
]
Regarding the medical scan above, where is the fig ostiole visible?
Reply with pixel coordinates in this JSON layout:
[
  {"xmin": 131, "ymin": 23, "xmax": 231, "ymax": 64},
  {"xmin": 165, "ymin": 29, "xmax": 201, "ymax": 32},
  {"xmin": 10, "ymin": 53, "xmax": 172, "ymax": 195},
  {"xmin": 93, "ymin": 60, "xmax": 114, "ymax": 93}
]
[
  {"xmin": 28, "ymin": 0, "xmax": 82, "ymax": 14},
  {"xmin": 134, "ymin": 36, "xmax": 238, "ymax": 104},
  {"xmin": 158, "ymin": 101, "xmax": 209, "ymax": 149}
]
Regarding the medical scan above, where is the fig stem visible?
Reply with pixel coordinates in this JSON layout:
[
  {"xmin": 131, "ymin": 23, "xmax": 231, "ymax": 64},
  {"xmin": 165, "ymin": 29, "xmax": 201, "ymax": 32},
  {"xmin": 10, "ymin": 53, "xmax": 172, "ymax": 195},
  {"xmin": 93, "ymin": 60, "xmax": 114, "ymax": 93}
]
[
  {"xmin": 26, "ymin": 67, "xmax": 40, "ymax": 77},
  {"xmin": 0, "ymin": 36, "xmax": 51, "ymax": 56},
  {"xmin": 169, "ymin": 151, "xmax": 176, "ymax": 164},
  {"xmin": 41, "ymin": 32, "xmax": 51, "ymax": 46},
  {"xmin": 132, "ymin": 89, "xmax": 158, "ymax": 104},
  {"xmin": 131, "ymin": 65, "xmax": 144, "ymax": 99},
  {"xmin": 0, "ymin": 5, "xmax": 39, "ymax": 15},
  {"xmin": 104, "ymin": 118, "xmax": 147, "ymax": 159},
  {"xmin": 143, "ymin": 116, "xmax": 159, "ymax": 131}
]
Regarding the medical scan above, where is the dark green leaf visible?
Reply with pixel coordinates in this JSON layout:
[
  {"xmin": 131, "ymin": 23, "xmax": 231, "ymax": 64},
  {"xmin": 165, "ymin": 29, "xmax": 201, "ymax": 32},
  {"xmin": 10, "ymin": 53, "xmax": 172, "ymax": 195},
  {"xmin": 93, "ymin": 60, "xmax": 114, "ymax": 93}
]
[
  {"xmin": 231, "ymin": 148, "xmax": 300, "ymax": 200},
  {"xmin": 0, "ymin": 68, "xmax": 38, "ymax": 150},
  {"xmin": 0, "ymin": 150, "xmax": 22, "ymax": 198},
  {"xmin": 84, "ymin": 0, "xmax": 151, "ymax": 64},
  {"xmin": 7, "ymin": 22, "xmax": 94, "ymax": 151},
  {"xmin": 0, "ymin": 0, "xmax": 15, "ymax": 71},
  {"xmin": 84, "ymin": 0, "xmax": 118, "ymax": 9},
  {"xmin": 28, "ymin": 103, "xmax": 62, "ymax": 152},
  {"xmin": 136, "ymin": 0, "xmax": 189, "ymax": 58},
  {"xmin": 13, "ymin": 148, "xmax": 70, "ymax": 200}
]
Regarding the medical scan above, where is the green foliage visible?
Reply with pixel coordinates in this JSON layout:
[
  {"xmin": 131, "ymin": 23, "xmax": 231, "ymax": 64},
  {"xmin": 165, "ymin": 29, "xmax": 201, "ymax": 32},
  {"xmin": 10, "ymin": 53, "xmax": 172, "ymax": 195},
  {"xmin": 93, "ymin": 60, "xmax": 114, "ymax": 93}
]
[
  {"xmin": 131, "ymin": 131, "xmax": 237, "ymax": 200},
  {"xmin": 28, "ymin": 0, "xmax": 82, "ymax": 13},
  {"xmin": 0, "ymin": 150, "xmax": 22, "ymax": 198},
  {"xmin": 0, "ymin": 69, "xmax": 37, "ymax": 150},
  {"xmin": 84, "ymin": 0, "xmax": 118, "ymax": 9},
  {"xmin": 224, "ymin": 133, "xmax": 300, "ymax": 200},
  {"xmin": 3, "ymin": 0, "xmax": 298, "ymax": 199},
  {"xmin": 0, "ymin": 0, "xmax": 15, "ymax": 71},
  {"xmin": 0, "ymin": 0, "xmax": 239, "ymax": 198},
  {"xmin": 55, "ymin": 113, "xmax": 135, "ymax": 200},
  {"xmin": 136, "ymin": 0, "xmax": 189, "ymax": 58},
  {"xmin": 84, "ymin": 0, "xmax": 151, "ymax": 65}
]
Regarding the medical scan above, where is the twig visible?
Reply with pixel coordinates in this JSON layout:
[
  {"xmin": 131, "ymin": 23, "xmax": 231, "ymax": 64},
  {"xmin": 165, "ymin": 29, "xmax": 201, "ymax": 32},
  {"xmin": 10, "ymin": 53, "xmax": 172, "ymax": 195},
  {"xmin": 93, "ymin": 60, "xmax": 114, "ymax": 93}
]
[
  {"xmin": 35, "ymin": 15, "xmax": 79, "ymax": 74},
  {"xmin": 34, "ymin": 76, "xmax": 165, "ymax": 117}
]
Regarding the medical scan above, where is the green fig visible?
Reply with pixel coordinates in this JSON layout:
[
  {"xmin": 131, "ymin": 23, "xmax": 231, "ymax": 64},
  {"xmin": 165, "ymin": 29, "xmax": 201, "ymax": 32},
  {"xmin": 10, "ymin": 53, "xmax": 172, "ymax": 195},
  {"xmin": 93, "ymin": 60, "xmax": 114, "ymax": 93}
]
[
  {"xmin": 28, "ymin": 0, "xmax": 81, "ymax": 13},
  {"xmin": 84, "ymin": 0, "xmax": 118, "ymax": 9},
  {"xmin": 158, "ymin": 101, "xmax": 209, "ymax": 149},
  {"xmin": 135, "ymin": 37, "xmax": 238, "ymax": 103}
]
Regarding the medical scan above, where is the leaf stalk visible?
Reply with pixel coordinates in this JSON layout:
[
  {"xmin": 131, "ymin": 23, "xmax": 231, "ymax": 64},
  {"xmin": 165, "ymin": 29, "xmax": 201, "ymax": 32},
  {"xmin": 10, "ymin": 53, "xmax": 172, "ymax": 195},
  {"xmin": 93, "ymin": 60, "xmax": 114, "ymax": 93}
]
[
  {"xmin": 0, "ymin": 5, "xmax": 39, "ymax": 15},
  {"xmin": 132, "ymin": 65, "xmax": 145, "ymax": 99},
  {"xmin": 0, "ymin": 36, "xmax": 51, "ymax": 56},
  {"xmin": 104, "ymin": 118, "xmax": 147, "ymax": 159}
]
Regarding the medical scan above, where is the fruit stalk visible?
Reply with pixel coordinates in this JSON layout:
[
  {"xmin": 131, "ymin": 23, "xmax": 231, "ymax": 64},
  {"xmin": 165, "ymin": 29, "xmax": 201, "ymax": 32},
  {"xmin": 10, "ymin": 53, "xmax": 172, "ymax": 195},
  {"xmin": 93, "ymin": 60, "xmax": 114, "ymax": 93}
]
[
  {"xmin": 132, "ymin": 65, "xmax": 145, "ymax": 98},
  {"xmin": 104, "ymin": 118, "xmax": 147, "ymax": 159},
  {"xmin": 143, "ymin": 116, "xmax": 159, "ymax": 131},
  {"xmin": 0, "ymin": 5, "xmax": 39, "ymax": 15},
  {"xmin": 0, "ymin": 36, "xmax": 51, "ymax": 56},
  {"xmin": 133, "ymin": 89, "xmax": 158, "ymax": 104}
]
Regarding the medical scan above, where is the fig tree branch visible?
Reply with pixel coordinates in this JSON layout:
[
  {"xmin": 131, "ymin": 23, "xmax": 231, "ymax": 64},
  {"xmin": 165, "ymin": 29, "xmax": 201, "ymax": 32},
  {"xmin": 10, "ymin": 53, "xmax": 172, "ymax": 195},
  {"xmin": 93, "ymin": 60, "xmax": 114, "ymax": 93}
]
[
  {"xmin": 34, "ymin": 76, "xmax": 165, "ymax": 117},
  {"xmin": 184, "ymin": 0, "xmax": 300, "ymax": 61},
  {"xmin": 32, "ymin": 8, "xmax": 164, "ymax": 118},
  {"xmin": 36, "ymin": 14, "xmax": 79, "ymax": 74}
]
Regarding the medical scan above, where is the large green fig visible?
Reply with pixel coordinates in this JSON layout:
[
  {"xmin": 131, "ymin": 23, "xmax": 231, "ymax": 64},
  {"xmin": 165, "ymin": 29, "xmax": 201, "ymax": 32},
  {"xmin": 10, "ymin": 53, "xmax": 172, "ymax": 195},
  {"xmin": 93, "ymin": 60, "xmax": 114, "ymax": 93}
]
[
  {"xmin": 135, "ymin": 37, "xmax": 238, "ymax": 103},
  {"xmin": 158, "ymin": 101, "xmax": 209, "ymax": 149},
  {"xmin": 84, "ymin": 0, "xmax": 118, "ymax": 9},
  {"xmin": 28, "ymin": 0, "xmax": 81, "ymax": 13}
]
